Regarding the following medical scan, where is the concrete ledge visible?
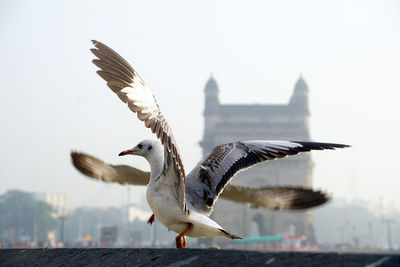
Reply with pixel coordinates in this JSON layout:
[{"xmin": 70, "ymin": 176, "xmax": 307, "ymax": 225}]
[{"xmin": 0, "ymin": 248, "xmax": 399, "ymax": 266}]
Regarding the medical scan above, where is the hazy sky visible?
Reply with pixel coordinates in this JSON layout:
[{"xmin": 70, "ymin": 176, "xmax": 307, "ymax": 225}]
[{"xmin": 1, "ymin": 0, "xmax": 399, "ymax": 212}]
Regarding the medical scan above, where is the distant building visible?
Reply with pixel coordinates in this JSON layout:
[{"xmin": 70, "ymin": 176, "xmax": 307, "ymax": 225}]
[
  {"xmin": 200, "ymin": 75, "xmax": 317, "ymax": 244},
  {"xmin": 34, "ymin": 192, "xmax": 68, "ymax": 217}
]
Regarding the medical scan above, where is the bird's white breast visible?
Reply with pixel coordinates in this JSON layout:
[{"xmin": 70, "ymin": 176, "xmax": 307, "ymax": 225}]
[{"xmin": 146, "ymin": 177, "xmax": 188, "ymax": 234}]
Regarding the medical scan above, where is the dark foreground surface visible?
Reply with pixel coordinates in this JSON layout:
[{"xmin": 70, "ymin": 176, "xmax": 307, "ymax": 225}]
[{"xmin": 0, "ymin": 248, "xmax": 399, "ymax": 267}]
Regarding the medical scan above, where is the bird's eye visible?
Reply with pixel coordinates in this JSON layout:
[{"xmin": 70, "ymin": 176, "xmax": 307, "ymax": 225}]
[
  {"xmin": 148, "ymin": 145, "xmax": 152, "ymax": 151},
  {"xmin": 138, "ymin": 144, "xmax": 143, "ymax": 149}
]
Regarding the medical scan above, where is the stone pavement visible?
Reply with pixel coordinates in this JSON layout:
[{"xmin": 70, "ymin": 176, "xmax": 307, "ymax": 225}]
[{"xmin": 0, "ymin": 248, "xmax": 399, "ymax": 266}]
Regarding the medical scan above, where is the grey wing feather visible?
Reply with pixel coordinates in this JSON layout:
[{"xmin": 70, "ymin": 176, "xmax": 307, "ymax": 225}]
[
  {"xmin": 186, "ymin": 140, "xmax": 349, "ymax": 215},
  {"xmin": 222, "ymin": 184, "xmax": 329, "ymax": 210},
  {"xmin": 71, "ymin": 152, "xmax": 150, "ymax": 185}
]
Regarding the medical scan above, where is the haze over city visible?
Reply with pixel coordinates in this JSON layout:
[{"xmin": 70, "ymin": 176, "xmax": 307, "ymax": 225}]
[{"xmin": 1, "ymin": 0, "xmax": 399, "ymax": 218}]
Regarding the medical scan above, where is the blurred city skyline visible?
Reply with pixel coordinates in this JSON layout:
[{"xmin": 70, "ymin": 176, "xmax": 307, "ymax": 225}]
[{"xmin": 0, "ymin": 0, "xmax": 399, "ymax": 212}]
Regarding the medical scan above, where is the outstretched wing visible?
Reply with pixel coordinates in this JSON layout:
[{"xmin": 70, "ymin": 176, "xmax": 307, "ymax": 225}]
[
  {"xmin": 91, "ymin": 40, "xmax": 187, "ymax": 214},
  {"xmin": 220, "ymin": 184, "xmax": 329, "ymax": 210},
  {"xmin": 71, "ymin": 152, "xmax": 149, "ymax": 185},
  {"xmin": 186, "ymin": 140, "xmax": 349, "ymax": 214},
  {"xmin": 71, "ymin": 151, "xmax": 328, "ymax": 210}
]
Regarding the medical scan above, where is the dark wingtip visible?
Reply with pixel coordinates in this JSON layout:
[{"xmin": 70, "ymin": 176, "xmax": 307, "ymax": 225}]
[
  {"xmin": 330, "ymin": 143, "xmax": 351, "ymax": 149},
  {"xmin": 288, "ymin": 188, "xmax": 330, "ymax": 209},
  {"xmin": 70, "ymin": 151, "xmax": 81, "ymax": 164},
  {"xmin": 70, "ymin": 151, "xmax": 94, "ymax": 177},
  {"xmin": 255, "ymin": 186, "xmax": 331, "ymax": 210},
  {"xmin": 291, "ymin": 141, "xmax": 351, "ymax": 150}
]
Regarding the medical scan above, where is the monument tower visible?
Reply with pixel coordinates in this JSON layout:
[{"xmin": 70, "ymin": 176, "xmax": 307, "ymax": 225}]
[{"xmin": 200, "ymin": 75, "xmax": 316, "ymax": 244}]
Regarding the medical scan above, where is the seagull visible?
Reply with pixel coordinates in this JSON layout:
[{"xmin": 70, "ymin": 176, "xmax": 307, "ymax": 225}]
[{"xmin": 86, "ymin": 40, "xmax": 349, "ymax": 248}]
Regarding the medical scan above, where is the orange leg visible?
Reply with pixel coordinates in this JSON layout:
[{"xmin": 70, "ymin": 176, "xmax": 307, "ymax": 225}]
[
  {"xmin": 175, "ymin": 223, "xmax": 193, "ymax": 249},
  {"xmin": 175, "ymin": 236, "xmax": 187, "ymax": 248},
  {"xmin": 182, "ymin": 236, "xmax": 187, "ymax": 248},
  {"xmin": 175, "ymin": 236, "xmax": 183, "ymax": 248}
]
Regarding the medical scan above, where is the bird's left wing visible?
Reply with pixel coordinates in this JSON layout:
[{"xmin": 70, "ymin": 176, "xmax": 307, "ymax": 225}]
[
  {"xmin": 186, "ymin": 140, "xmax": 349, "ymax": 214},
  {"xmin": 91, "ymin": 40, "xmax": 187, "ymax": 214}
]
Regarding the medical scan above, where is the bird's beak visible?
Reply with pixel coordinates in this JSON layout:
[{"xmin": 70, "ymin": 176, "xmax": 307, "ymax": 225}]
[{"xmin": 118, "ymin": 149, "xmax": 136, "ymax": 156}]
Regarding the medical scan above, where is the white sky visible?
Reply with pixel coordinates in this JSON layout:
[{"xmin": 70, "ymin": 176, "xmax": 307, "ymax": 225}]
[{"xmin": 1, "ymin": 0, "xmax": 399, "ymax": 211}]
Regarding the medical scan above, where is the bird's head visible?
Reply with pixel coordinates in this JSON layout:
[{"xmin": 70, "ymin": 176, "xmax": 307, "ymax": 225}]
[{"xmin": 118, "ymin": 139, "xmax": 162, "ymax": 160}]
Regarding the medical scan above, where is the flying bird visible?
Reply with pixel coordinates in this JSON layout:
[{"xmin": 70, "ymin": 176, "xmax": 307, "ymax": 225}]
[{"xmin": 81, "ymin": 40, "xmax": 349, "ymax": 248}]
